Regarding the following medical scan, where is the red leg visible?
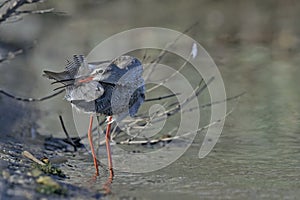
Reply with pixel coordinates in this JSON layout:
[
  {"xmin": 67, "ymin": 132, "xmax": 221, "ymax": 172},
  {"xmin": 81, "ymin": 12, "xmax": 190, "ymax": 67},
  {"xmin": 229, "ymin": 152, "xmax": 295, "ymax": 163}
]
[
  {"xmin": 105, "ymin": 116, "xmax": 114, "ymax": 178},
  {"xmin": 88, "ymin": 115, "xmax": 99, "ymax": 176}
]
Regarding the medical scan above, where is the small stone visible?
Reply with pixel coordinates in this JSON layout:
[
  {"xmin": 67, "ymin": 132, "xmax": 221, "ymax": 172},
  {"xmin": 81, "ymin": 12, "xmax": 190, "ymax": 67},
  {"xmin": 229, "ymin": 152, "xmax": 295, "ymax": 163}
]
[
  {"xmin": 36, "ymin": 176, "xmax": 67, "ymax": 195},
  {"xmin": 31, "ymin": 169, "xmax": 43, "ymax": 177},
  {"xmin": 36, "ymin": 176, "xmax": 60, "ymax": 188},
  {"xmin": 2, "ymin": 170, "xmax": 10, "ymax": 179}
]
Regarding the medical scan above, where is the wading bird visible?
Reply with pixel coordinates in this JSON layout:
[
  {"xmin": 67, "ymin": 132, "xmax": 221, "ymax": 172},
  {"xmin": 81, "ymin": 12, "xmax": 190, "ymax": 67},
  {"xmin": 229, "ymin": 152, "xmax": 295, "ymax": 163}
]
[{"xmin": 43, "ymin": 55, "xmax": 145, "ymax": 178}]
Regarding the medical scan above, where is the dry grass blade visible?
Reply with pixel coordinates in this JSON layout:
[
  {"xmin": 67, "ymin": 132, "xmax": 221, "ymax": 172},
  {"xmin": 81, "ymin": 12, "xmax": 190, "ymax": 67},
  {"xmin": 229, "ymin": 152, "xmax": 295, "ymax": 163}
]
[{"xmin": 22, "ymin": 150, "xmax": 46, "ymax": 166}]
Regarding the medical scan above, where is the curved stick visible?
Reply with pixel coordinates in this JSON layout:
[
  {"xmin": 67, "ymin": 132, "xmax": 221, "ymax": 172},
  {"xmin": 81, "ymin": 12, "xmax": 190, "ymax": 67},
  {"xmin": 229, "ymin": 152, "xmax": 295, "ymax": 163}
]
[{"xmin": 0, "ymin": 89, "xmax": 64, "ymax": 102}]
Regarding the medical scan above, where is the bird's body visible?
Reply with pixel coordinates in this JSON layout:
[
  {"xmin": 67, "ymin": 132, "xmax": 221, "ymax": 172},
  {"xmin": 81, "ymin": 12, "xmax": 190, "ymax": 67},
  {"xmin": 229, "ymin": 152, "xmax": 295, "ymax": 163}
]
[
  {"xmin": 43, "ymin": 55, "xmax": 145, "ymax": 177},
  {"xmin": 44, "ymin": 55, "xmax": 145, "ymax": 118}
]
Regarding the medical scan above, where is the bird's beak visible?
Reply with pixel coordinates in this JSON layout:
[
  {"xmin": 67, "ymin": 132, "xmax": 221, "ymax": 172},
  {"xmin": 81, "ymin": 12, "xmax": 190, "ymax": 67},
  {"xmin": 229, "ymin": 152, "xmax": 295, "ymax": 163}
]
[{"xmin": 78, "ymin": 76, "xmax": 94, "ymax": 83}]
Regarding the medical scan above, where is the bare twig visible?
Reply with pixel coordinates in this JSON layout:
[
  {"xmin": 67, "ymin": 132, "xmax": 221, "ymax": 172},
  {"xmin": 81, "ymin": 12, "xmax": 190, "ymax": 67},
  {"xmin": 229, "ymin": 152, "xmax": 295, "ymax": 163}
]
[
  {"xmin": 145, "ymin": 93, "xmax": 179, "ymax": 102},
  {"xmin": 143, "ymin": 21, "xmax": 199, "ymax": 82},
  {"xmin": 0, "ymin": 88, "xmax": 64, "ymax": 101},
  {"xmin": 14, "ymin": 7, "xmax": 53, "ymax": 15},
  {"xmin": 0, "ymin": 0, "xmax": 10, "ymax": 9},
  {"xmin": 200, "ymin": 91, "xmax": 246, "ymax": 109},
  {"xmin": 146, "ymin": 53, "xmax": 192, "ymax": 93},
  {"xmin": 159, "ymin": 76, "xmax": 214, "ymax": 119},
  {"xmin": 59, "ymin": 115, "xmax": 77, "ymax": 152},
  {"xmin": 0, "ymin": 0, "xmax": 53, "ymax": 24},
  {"xmin": 103, "ymin": 76, "xmax": 214, "ymax": 140},
  {"xmin": 0, "ymin": 49, "xmax": 23, "ymax": 63},
  {"xmin": 115, "ymin": 99, "xmax": 238, "ymax": 146}
]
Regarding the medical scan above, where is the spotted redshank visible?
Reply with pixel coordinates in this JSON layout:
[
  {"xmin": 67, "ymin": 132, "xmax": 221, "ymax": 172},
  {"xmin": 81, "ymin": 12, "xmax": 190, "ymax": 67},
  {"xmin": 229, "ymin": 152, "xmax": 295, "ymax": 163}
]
[{"xmin": 43, "ymin": 55, "xmax": 145, "ymax": 177}]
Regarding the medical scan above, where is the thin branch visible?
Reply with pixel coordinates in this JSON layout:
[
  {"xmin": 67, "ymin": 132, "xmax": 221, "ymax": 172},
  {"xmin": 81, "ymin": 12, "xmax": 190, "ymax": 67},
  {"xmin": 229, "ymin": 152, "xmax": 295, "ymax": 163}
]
[
  {"xmin": 115, "ymin": 100, "xmax": 237, "ymax": 146},
  {"xmin": 0, "ymin": 88, "xmax": 64, "ymax": 102},
  {"xmin": 141, "ymin": 49, "xmax": 148, "ymax": 63},
  {"xmin": 200, "ymin": 91, "xmax": 246, "ymax": 109},
  {"xmin": 59, "ymin": 115, "xmax": 77, "ymax": 152},
  {"xmin": 0, "ymin": 0, "xmax": 10, "ymax": 9},
  {"xmin": 0, "ymin": 0, "xmax": 53, "ymax": 24},
  {"xmin": 160, "ymin": 76, "xmax": 214, "ymax": 118},
  {"xmin": 14, "ymin": 7, "xmax": 53, "ymax": 15},
  {"xmin": 143, "ymin": 21, "xmax": 199, "ymax": 82},
  {"xmin": 0, "ymin": 49, "xmax": 23, "ymax": 63},
  {"xmin": 146, "ymin": 53, "xmax": 192, "ymax": 93},
  {"xmin": 110, "ymin": 88, "xmax": 245, "ymax": 144},
  {"xmin": 145, "ymin": 93, "xmax": 179, "ymax": 102},
  {"xmin": 104, "ymin": 77, "xmax": 213, "ymax": 139}
]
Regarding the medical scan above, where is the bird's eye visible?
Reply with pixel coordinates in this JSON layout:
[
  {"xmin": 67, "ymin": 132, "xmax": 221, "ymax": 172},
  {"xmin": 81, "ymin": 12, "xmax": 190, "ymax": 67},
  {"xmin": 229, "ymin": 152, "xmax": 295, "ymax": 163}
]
[{"xmin": 98, "ymin": 69, "xmax": 104, "ymax": 73}]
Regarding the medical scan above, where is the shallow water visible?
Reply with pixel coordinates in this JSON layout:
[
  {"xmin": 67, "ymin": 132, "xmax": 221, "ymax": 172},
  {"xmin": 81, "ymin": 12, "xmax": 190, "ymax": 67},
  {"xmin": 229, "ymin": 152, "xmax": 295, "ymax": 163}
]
[{"xmin": 1, "ymin": 0, "xmax": 300, "ymax": 199}]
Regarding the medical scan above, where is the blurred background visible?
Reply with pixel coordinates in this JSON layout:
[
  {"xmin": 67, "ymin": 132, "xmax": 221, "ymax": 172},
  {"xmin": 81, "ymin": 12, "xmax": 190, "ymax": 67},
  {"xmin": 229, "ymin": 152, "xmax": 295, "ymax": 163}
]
[{"xmin": 0, "ymin": 0, "xmax": 299, "ymax": 199}]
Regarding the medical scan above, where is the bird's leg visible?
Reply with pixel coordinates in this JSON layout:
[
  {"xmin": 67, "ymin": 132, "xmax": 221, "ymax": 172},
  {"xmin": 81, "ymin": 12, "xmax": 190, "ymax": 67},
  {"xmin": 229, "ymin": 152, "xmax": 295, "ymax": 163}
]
[
  {"xmin": 105, "ymin": 116, "xmax": 114, "ymax": 178},
  {"xmin": 88, "ymin": 115, "xmax": 99, "ymax": 176}
]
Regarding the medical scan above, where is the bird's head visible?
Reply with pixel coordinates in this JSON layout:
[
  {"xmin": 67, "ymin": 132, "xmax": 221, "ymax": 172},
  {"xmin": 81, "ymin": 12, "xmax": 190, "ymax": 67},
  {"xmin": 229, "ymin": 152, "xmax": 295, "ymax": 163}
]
[{"xmin": 77, "ymin": 63, "xmax": 113, "ymax": 83}]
